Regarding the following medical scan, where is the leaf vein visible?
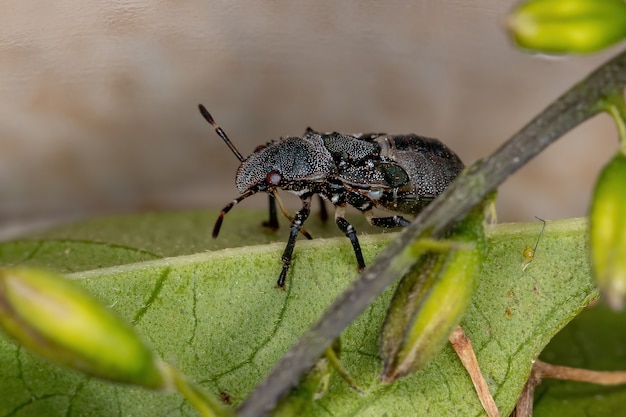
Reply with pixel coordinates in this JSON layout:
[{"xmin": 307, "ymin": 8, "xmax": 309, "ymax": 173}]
[{"xmin": 132, "ymin": 267, "xmax": 170, "ymax": 324}]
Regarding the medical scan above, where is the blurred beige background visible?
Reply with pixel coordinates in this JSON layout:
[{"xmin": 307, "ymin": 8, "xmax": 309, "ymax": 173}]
[{"xmin": 0, "ymin": 0, "xmax": 622, "ymax": 239}]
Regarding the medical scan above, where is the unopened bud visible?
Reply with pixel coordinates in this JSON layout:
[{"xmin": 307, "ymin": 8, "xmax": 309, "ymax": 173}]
[
  {"xmin": 507, "ymin": 0, "xmax": 626, "ymax": 54},
  {"xmin": 590, "ymin": 151, "xmax": 626, "ymax": 310},
  {"xmin": 380, "ymin": 200, "xmax": 488, "ymax": 383},
  {"xmin": 0, "ymin": 267, "xmax": 165, "ymax": 388}
]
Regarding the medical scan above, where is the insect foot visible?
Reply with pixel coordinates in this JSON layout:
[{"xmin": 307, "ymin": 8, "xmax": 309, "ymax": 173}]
[{"xmin": 199, "ymin": 104, "xmax": 465, "ymax": 287}]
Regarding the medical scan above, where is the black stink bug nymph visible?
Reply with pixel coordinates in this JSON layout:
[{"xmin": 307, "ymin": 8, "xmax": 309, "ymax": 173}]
[{"xmin": 199, "ymin": 104, "xmax": 465, "ymax": 288}]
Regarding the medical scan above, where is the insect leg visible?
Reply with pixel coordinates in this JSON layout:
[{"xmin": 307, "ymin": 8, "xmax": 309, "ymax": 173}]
[
  {"xmin": 367, "ymin": 213, "xmax": 411, "ymax": 228},
  {"xmin": 213, "ymin": 189, "xmax": 258, "ymax": 238},
  {"xmin": 335, "ymin": 206, "xmax": 366, "ymax": 271},
  {"xmin": 277, "ymin": 197, "xmax": 312, "ymax": 288},
  {"xmin": 270, "ymin": 191, "xmax": 313, "ymax": 240},
  {"xmin": 262, "ymin": 194, "xmax": 280, "ymax": 231}
]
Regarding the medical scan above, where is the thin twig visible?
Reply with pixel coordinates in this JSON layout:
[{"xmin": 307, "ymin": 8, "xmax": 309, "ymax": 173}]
[
  {"xmin": 449, "ymin": 326, "xmax": 501, "ymax": 417},
  {"xmin": 513, "ymin": 359, "xmax": 626, "ymax": 417},
  {"xmin": 237, "ymin": 49, "xmax": 626, "ymax": 417},
  {"xmin": 534, "ymin": 359, "xmax": 626, "ymax": 385},
  {"xmin": 511, "ymin": 368, "xmax": 541, "ymax": 417}
]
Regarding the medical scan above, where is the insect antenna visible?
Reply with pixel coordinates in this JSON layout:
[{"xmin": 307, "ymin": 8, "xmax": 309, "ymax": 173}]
[
  {"xmin": 198, "ymin": 104, "xmax": 245, "ymax": 162},
  {"xmin": 213, "ymin": 189, "xmax": 258, "ymax": 238}
]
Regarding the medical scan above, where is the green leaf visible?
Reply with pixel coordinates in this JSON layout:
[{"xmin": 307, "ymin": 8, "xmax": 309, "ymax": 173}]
[
  {"xmin": 536, "ymin": 302, "xmax": 626, "ymax": 416},
  {"xmin": 0, "ymin": 211, "xmax": 597, "ymax": 416}
]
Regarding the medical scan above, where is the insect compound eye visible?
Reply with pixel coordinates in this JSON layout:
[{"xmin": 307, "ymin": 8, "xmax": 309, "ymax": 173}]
[{"xmin": 266, "ymin": 170, "xmax": 282, "ymax": 186}]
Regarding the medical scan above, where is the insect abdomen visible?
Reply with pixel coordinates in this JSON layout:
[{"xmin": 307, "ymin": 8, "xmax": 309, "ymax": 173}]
[{"xmin": 376, "ymin": 134, "xmax": 465, "ymax": 214}]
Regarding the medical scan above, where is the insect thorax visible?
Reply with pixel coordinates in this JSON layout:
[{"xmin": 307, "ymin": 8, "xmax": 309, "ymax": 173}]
[{"xmin": 235, "ymin": 132, "xmax": 334, "ymax": 193}]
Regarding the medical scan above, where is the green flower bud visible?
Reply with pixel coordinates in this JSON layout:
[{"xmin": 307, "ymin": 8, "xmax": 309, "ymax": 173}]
[
  {"xmin": 0, "ymin": 267, "xmax": 165, "ymax": 388},
  {"xmin": 590, "ymin": 151, "xmax": 626, "ymax": 310},
  {"xmin": 380, "ymin": 200, "xmax": 488, "ymax": 383},
  {"xmin": 507, "ymin": 0, "xmax": 626, "ymax": 54}
]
